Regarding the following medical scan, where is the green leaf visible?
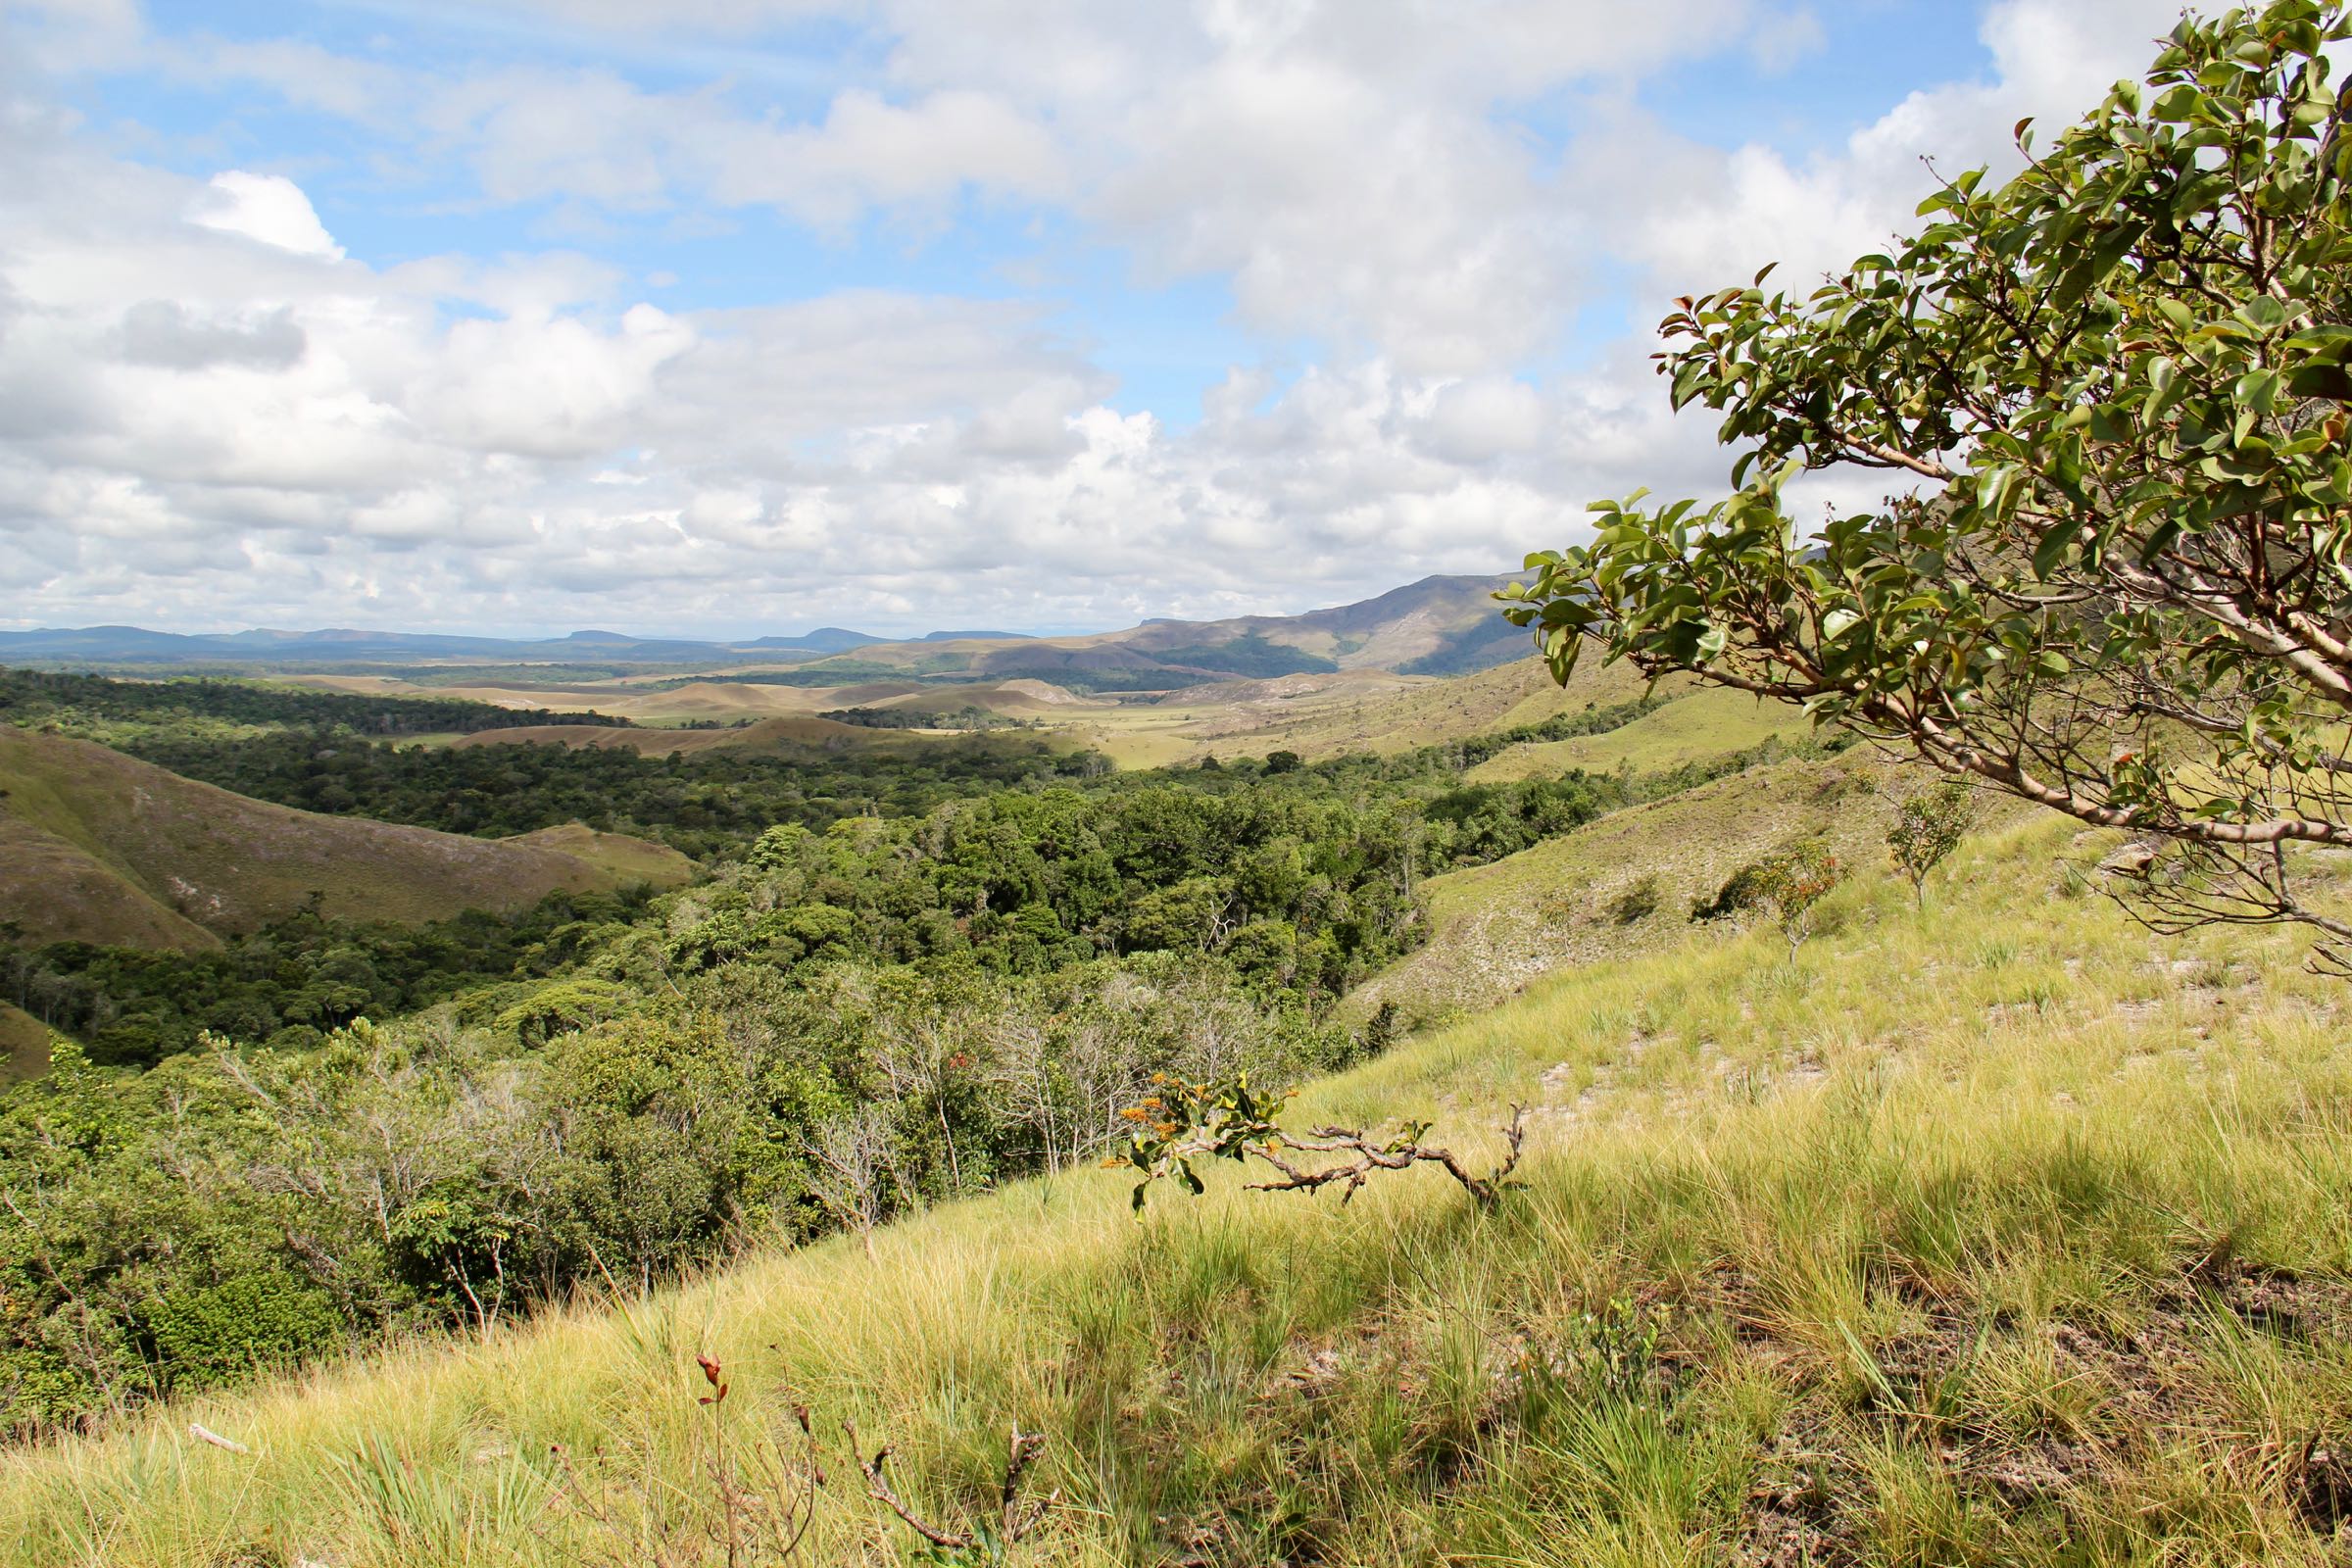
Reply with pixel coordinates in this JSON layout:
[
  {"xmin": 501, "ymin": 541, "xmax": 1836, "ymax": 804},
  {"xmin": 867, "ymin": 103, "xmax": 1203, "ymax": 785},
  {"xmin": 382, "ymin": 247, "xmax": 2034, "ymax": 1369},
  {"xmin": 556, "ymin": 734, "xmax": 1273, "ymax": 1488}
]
[
  {"xmin": 2032, "ymin": 521, "xmax": 2076, "ymax": 578},
  {"xmin": 2286, "ymin": 363, "xmax": 2352, "ymax": 401}
]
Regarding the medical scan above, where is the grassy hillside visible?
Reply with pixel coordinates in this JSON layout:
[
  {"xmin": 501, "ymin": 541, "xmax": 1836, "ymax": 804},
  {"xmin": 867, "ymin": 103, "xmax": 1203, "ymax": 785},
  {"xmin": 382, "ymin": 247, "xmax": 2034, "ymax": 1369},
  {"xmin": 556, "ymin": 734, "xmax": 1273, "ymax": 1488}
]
[
  {"xmin": 0, "ymin": 728, "xmax": 695, "ymax": 947},
  {"xmin": 1345, "ymin": 748, "xmax": 1893, "ymax": 1028},
  {"xmin": 501, "ymin": 823, "xmax": 708, "ymax": 885},
  {"xmin": 0, "ymin": 816, "xmax": 220, "ymax": 951},
  {"xmin": 8, "ymin": 808, "xmax": 2348, "ymax": 1566},
  {"xmin": 1126, "ymin": 659, "xmax": 1662, "ymax": 767},
  {"xmin": 0, "ymin": 1005, "xmax": 49, "ymax": 1082},
  {"xmin": 1468, "ymin": 686, "xmax": 1812, "ymax": 783},
  {"xmin": 847, "ymin": 677, "xmax": 1087, "ymax": 719},
  {"xmin": 1351, "ymin": 743, "xmax": 2047, "ymax": 1031}
]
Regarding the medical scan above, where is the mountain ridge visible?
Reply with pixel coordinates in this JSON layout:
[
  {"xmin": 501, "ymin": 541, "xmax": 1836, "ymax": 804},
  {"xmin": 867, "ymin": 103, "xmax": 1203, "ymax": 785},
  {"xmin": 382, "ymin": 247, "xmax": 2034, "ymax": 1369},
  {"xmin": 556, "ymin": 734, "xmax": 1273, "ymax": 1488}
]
[{"xmin": 0, "ymin": 571, "xmax": 1531, "ymax": 686}]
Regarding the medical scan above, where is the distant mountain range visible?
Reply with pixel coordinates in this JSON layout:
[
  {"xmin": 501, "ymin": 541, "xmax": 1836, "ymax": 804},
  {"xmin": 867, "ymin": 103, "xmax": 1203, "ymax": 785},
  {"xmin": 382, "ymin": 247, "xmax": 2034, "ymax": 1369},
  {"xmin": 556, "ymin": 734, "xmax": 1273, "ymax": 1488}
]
[
  {"xmin": 0, "ymin": 572, "xmax": 1533, "ymax": 688},
  {"xmin": 738, "ymin": 629, "xmax": 890, "ymax": 654},
  {"xmin": 0, "ymin": 624, "xmax": 887, "ymax": 664}
]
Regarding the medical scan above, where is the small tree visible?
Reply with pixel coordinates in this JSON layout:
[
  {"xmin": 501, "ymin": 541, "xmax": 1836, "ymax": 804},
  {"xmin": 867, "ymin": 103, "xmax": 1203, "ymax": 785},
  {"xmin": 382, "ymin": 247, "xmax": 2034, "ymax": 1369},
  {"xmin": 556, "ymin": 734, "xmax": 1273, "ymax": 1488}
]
[
  {"xmin": 1698, "ymin": 843, "xmax": 1846, "ymax": 956},
  {"xmin": 1502, "ymin": 1, "xmax": 2352, "ymax": 971},
  {"xmin": 801, "ymin": 1105, "xmax": 900, "ymax": 1258},
  {"xmin": 1886, "ymin": 781, "xmax": 1978, "ymax": 909}
]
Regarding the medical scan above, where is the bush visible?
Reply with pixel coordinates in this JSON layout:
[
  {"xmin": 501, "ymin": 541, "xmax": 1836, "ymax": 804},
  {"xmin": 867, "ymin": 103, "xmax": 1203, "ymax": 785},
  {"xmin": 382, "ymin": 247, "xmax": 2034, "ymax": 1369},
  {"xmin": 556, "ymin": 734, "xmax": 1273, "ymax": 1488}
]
[
  {"xmin": 1604, "ymin": 875, "xmax": 1663, "ymax": 926},
  {"xmin": 1692, "ymin": 842, "xmax": 1846, "ymax": 956},
  {"xmin": 144, "ymin": 1272, "xmax": 345, "ymax": 1393}
]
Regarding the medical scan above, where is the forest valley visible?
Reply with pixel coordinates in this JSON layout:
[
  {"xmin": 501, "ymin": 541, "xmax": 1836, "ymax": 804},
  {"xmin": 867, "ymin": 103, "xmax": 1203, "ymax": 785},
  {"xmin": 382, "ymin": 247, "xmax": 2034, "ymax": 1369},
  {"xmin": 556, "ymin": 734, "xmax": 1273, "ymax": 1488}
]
[{"xmin": 0, "ymin": 666, "xmax": 1838, "ymax": 1433}]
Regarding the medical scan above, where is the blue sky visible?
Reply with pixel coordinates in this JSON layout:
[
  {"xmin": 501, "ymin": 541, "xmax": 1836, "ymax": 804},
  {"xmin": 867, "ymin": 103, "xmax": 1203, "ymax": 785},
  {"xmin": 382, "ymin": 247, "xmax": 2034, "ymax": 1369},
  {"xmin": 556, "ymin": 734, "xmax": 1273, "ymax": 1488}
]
[{"xmin": 0, "ymin": 0, "xmax": 2189, "ymax": 637}]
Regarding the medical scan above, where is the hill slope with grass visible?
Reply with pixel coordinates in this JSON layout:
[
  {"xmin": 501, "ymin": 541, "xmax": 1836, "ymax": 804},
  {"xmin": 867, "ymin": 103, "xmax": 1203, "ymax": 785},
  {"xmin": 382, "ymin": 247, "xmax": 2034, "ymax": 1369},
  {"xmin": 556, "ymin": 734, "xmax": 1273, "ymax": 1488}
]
[
  {"xmin": 0, "ymin": 727, "xmax": 695, "ymax": 949},
  {"xmin": 1467, "ymin": 685, "xmax": 1813, "ymax": 783},
  {"xmin": 8, "ymin": 799, "xmax": 2350, "ymax": 1566},
  {"xmin": 1120, "ymin": 657, "xmax": 1661, "ymax": 766},
  {"xmin": 0, "ymin": 1005, "xmax": 48, "ymax": 1082}
]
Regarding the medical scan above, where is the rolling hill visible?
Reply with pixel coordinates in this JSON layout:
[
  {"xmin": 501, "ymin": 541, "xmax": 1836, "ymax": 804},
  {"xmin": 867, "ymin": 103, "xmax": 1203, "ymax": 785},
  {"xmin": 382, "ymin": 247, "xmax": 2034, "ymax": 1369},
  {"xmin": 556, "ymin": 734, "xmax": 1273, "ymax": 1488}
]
[
  {"xmin": 0, "ymin": 727, "xmax": 695, "ymax": 950},
  {"xmin": 1129, "ymin": 655, "xmax": 1665, "ymax": 764},
  {"xmin": 1111, "ymin": 570, "xmax": 1526, "ymax": 673},
  {"xmin": 1464, "ymin": 684, "xmax": 1814, "ymax": 782}
]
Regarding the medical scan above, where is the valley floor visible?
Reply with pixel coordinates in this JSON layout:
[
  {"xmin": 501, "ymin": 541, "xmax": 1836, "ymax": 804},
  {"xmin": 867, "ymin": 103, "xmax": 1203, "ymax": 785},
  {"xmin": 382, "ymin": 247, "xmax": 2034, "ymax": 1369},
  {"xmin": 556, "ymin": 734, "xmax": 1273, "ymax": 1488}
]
[{"xmin": 6, "ymin": 813, "xmax": 2352, "ymax": 1565}]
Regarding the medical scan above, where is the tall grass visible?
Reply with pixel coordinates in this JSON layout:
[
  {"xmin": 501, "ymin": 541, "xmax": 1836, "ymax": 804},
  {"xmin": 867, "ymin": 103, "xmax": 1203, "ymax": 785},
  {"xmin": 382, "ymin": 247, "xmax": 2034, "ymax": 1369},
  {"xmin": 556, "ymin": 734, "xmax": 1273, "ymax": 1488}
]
[{"xmin": 6, "ymin": 816, "xmax": 2351, "ymax": 1564}]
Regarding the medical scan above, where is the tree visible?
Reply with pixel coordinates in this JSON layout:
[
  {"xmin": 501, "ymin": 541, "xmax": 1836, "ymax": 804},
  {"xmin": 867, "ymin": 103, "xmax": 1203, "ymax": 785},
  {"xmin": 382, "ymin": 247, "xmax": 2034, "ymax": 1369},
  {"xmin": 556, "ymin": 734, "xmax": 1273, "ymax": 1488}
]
[
  {"xmin": 1504, "ymin": 1, "xmax": 2352, "ymax": 970},
  {"xmin": 1886, "ymin": 781, "xmax": 1978, "ymax": 909}
]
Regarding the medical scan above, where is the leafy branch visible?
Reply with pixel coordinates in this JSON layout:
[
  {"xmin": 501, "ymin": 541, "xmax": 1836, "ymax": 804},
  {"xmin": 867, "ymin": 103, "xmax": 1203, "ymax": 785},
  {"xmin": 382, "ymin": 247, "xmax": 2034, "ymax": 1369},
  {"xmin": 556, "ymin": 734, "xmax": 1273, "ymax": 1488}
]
[{"xmin": 1113, "ymin": 1073, "xmax": 1526, "ymax": 1213}]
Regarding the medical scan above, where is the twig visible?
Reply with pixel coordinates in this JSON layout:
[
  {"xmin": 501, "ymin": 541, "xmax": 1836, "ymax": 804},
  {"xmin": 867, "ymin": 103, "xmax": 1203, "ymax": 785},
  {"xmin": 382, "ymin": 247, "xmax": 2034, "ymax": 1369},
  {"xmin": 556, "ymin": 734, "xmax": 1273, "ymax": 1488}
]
[
  {"xmin": 1245, "ymin": 1105, "xmax": 1528, "ymax": 1207},
  {"xmin": 1000, "ymin": 1426, "xmax": 1053, "ymax": 1544},
  {"xmin": 187, "ymin": 1422, "xmax": 251, "ymax": 1455},
  {"xmin": 846, "ymin": 1420, "xmax": 973, "ymax": 1549},
  {"xmin": 846, "ymin": 1419, "xmax": 1056, "ymax": 1554},
  {"xmin": 1119, "ymin": 1073, "xmax": 1531, "ymax": 1215}
]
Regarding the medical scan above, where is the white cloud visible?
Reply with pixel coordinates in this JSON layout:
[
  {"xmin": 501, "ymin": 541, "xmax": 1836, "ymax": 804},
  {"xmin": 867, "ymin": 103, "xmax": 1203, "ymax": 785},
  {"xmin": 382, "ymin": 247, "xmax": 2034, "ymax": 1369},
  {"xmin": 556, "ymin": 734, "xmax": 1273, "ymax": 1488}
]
[
  {"xmin": 411, "ymin": 304, "xmax": 696, "ymax": 459},
  {"xmin": 117, "ymin": 301, "xmax": 307, "ymax": 370},
  {"xmin": 0, "ymin": 0, "xmax": 2223, "ymax": 635},
  {"xmin": 1417, "ymin": 377, "xmax": 1548, "ymax": 465},
  {"xmin": 413, "ymin": 68, "xmax": 1065, "ymax": 228},
  {"xmin": 490, "ymin": 0, "xmax": 855, "ymax": 30},
  {"xmin": 1747, "ymin": 6, "xmax": 1825, "ymax": 74},
  {"xmin": 189, "ymin": 172, "xmax": 346, "ymax": 261},
  {"xmin": 1, "ymin": 0, "xmax": 141, "ymax": 73},
  {"xmin": 1597, "ymin": 0, "xmax": 2193, "ymax": 292},
  {"xmin": 710, "ymin": 87, "xmax": 1069, "ymax": 224}
]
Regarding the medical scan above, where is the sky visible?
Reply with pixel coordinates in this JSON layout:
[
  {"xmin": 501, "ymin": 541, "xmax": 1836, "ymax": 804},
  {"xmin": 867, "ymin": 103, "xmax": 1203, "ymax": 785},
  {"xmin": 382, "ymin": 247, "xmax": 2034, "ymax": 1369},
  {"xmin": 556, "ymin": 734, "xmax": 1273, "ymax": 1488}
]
[{"xmin": 0, "ymin": 0, "xmax": 2200, "ymax": 639}]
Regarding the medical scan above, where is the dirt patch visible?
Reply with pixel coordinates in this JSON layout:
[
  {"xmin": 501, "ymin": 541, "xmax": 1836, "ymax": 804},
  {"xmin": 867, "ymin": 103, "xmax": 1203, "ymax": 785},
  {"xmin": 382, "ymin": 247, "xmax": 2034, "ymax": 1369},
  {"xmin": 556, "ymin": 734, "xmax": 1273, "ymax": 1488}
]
[
  {"xmin": 2162, "ymin": 1252, "xmax": 2352, "ymax": 1374},
  {"xmin": 1713, "ymin": 1251, "xmax": 2352, "ymax": 1564}
]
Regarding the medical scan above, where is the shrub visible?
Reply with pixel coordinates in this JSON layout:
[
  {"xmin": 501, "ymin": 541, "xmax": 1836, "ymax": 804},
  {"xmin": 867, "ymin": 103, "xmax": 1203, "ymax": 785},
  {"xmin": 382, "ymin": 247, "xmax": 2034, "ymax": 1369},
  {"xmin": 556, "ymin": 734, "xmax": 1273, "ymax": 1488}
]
[
  {"xmin": 1604, "ymin": 874, "xmax": 1663, "ymax": 926},
  {"xmin": 1693, "ymin": 842, "xmax": 1846, "ymax": 956},
  {"xmin": 144, "ymin": 1272, "xmax": 344, "ymax": 1393}
]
